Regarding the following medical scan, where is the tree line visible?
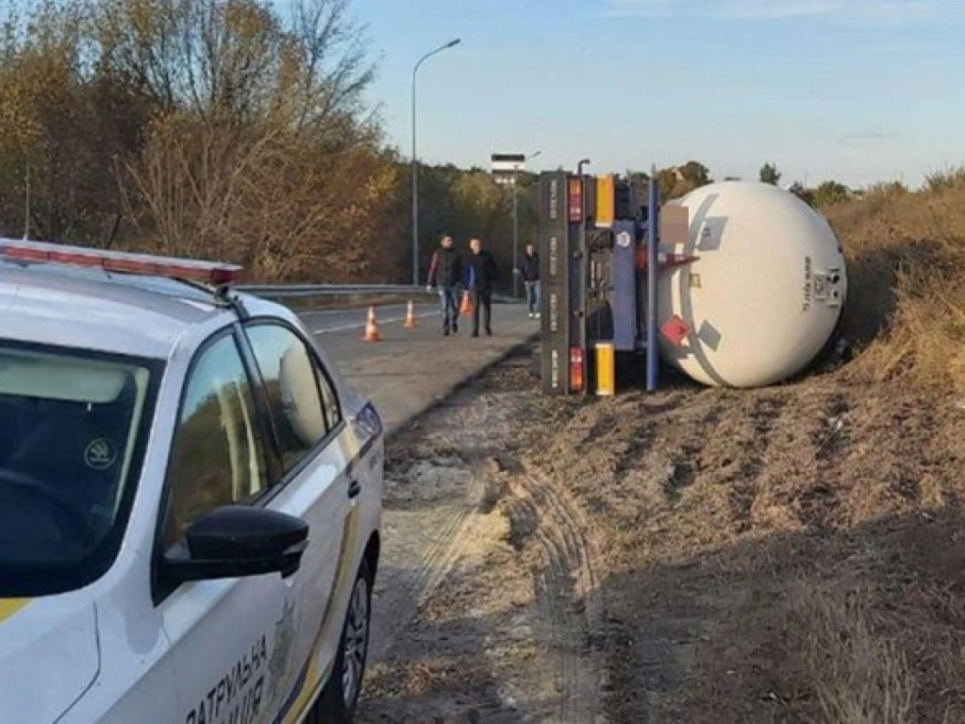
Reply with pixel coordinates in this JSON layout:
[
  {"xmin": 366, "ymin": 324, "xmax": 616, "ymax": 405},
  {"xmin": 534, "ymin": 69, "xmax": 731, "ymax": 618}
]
[
  {"xmin": 628, "ymin": 160, "xmax": 855, "ymax": 208},
  {"xmin": 0, "ymin": 0, "xmax": 545, "ymax": 287},
  {"xmin": 0, "ymin": 0, "xmax": 402, "ymax": 282},
  {"xmin": 0, "ymin": 0, "xmax": 863, "ymax": 287}
]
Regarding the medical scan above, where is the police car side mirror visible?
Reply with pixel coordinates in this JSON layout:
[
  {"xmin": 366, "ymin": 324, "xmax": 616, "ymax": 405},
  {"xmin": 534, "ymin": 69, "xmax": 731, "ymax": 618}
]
[{"xmin": 164, "ymin": 505, "xmax": 309, "ymax": 584}]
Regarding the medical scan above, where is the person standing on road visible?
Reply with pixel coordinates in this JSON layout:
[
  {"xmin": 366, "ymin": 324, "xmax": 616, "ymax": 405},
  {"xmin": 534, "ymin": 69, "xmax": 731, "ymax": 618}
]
[
  {"xmin": 466, "ymin": 237, "xmax": 498, "ymax": 337},
  {"xmin": 517, "ymin": 243, "xmax": 540, "ymax": 319},
  {"xmin": 426, "ymin": 234, "xmax": 464, "ymax": 336}
]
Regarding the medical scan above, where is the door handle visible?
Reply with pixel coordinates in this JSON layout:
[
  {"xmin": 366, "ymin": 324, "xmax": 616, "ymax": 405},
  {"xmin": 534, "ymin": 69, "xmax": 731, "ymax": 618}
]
[{"xmin": 348, "ymin": 479, "xmax": 361, "ymax": 499}]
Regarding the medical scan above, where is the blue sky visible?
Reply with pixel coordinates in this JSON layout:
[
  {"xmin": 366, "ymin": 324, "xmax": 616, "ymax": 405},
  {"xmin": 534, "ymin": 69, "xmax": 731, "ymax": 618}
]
[{"xmin": 318, "ymin": 0, "xmax": 965, "ymax": 188}]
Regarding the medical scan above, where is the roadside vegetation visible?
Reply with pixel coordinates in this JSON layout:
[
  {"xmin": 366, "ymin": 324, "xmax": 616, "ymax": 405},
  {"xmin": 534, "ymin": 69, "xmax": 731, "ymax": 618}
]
[
  {"xmin": 827, "ymin": 167, "xmax": 965, "ymax": 395},
  {"xmin": 0, "ymin": 0, "xmax": 540, "ymax": 284}
]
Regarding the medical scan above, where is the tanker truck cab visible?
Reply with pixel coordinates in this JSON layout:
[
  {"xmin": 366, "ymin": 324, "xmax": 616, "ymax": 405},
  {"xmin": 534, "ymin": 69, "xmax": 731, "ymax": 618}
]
[{"xmin": 0, "ymin": 239, "xmax": 384, "ymax": 724}]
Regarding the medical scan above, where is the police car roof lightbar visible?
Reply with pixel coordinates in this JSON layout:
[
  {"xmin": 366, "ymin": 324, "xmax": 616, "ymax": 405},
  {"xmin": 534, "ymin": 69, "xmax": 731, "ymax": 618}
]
[{"xmin": 0, "ymin": 239, "xmax": 243, "ymax": 284}]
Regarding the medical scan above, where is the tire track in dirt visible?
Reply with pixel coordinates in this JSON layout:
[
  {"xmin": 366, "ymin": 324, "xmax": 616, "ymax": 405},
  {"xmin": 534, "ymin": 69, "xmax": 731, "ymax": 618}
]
[
  {"xmin": 368, "ymin": 394, "xmax": 497, "ymax": 662},
  {"xmin": 717, "ymin": 394, "xmax": 788, "ymax": 533},
  {"xmin": 364, "ymin": 354, "xmax": 614, "ymax": 720},
  {"xmin": 504, "ymin": 470, "xmax": 608, "ymax": 724},
  {"xmin": 796, "ymin": 390, "xmax": 852, "ymax": 529}
]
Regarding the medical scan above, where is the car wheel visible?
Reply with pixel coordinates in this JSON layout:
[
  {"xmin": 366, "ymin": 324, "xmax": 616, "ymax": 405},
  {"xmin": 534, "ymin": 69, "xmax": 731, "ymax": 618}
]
[{"xmin": 310, "ymin": 559, "xmax": 372, "ymax": 723}]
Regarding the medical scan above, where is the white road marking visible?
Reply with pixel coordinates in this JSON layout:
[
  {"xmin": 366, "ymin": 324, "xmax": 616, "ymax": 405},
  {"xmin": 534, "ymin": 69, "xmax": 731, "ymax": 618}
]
[
  {"xmin": 312, "ymin": 310, "xmax": 441, "ymax": 335},
  {"xmin": 301, "ymin": 307, "xmax": 366, "ymax": 317}
]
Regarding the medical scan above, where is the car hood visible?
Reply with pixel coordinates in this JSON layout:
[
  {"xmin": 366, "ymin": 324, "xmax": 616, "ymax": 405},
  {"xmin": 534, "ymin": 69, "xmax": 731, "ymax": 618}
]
[{"xmin": 0, "ymin": 597, "xmax": 99, "ymax": 723}]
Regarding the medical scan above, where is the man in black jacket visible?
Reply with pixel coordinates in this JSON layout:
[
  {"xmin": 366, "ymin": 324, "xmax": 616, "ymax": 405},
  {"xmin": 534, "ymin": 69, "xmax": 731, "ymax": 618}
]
[
  {"xmin": 467, "ymin": 237, "xmax": 498, "ymax": 337},
  {"xmin": 517, "ymin": 243, "xmax": 540, "ymax": 319},
  {"xmin": 426, "ymin": 234, "xmax": 464, "ymax": 336}
]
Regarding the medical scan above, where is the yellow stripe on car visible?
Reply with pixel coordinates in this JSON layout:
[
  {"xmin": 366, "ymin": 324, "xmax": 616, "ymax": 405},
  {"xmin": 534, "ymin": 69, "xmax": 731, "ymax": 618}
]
[
  {"xmin": 0, "ymin": 599, "xmax": 30, "ymax": 624},
  {"xmin": 281, "ymin": 504, "xmax": 361, "ymax": 724}
]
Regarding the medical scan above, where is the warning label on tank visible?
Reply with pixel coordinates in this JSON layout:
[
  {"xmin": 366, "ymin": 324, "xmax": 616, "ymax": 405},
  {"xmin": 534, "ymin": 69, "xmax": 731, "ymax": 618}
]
[{"xmin": 802, "ymin": 255, "xmax": 813, "ymax": 312}]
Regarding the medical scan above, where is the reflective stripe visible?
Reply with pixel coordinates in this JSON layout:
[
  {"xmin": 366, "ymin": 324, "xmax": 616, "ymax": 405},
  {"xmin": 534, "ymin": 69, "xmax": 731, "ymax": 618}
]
[
  {"xmin": 275, "ymin": 656, "xmax": 321, "ymax": 724},
  {"xmin": 277, "ymin": 504, "xmax": 362, "ymax": 724},
  {"xmin": 0, "ymin": 598, "xmax": 30, "ymax": 624}
]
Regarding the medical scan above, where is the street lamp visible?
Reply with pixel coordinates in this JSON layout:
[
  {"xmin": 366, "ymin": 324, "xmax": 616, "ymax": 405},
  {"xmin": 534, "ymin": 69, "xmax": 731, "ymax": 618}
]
[
  {"xmin": 411, "ymin": 38, "xmax": 461, "ymax": 286},
  {"xmin": 511, "ymin": 150, "xmax": 541, "ymax": 298}
]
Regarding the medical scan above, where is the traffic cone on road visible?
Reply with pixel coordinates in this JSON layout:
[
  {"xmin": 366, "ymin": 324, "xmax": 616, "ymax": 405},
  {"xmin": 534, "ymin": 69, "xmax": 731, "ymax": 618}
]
[
  {"xmin": 403, "ymin": 300, "xmax": 417, "ymax": 328},
  {"xmin": 362, "ymin": 306, "xmax": 380, "ymax": 342},
  {"xmin": 459, "ymin": 290, "xmax": 473, "ymax": 316}
]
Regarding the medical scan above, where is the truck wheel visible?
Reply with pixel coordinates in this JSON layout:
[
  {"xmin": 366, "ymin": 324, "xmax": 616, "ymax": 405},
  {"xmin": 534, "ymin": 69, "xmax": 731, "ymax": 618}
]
[{"xmin": 310, "ymin": 559, "xmax": 373, "ymax": 723}]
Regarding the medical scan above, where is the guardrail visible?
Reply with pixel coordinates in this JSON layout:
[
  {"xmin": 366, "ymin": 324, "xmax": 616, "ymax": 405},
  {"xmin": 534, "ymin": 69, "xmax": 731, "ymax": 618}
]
[
  {"xmin": 235, "ymin": 283, "xmax": 433, "ymax": 298},
  {"xmin": 236, "ymin": 284, "xmax": 519, "ymax": 304}
]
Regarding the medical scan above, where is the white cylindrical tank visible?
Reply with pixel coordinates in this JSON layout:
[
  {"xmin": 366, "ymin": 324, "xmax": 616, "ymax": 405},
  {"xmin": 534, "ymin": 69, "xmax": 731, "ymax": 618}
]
[{"xmin": 657, "ymin": 181, "xmax": 847, "ymax": 388}]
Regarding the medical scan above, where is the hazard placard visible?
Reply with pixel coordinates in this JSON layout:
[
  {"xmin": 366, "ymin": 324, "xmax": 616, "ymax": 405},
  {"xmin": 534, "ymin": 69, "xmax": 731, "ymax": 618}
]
[{"xmin": 660, "ymin": 315, "xmax": 691, "ymax": 347}]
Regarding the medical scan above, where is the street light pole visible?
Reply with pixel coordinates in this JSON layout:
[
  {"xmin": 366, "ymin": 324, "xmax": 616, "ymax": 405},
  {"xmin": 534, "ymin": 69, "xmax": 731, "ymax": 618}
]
[
  {"xmin": 511, "ymin": 149, "xmax": 541, "ymax": 298},
  {"xmin": 411, "ymin": 38, "xmax": 461, "ymax": 287}
]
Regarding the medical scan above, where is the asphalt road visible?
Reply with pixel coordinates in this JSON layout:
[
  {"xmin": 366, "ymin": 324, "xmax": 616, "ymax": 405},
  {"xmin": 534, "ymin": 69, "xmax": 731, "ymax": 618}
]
[{"xmin": 302, "ymin": 301, "xmax": 539, "ymax": 435}]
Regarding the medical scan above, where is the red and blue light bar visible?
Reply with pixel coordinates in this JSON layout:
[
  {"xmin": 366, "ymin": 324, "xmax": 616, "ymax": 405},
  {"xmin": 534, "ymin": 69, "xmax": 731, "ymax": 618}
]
[{"xmin": 0, "ymin": 239, "xmax": 243, "ymax": 284}]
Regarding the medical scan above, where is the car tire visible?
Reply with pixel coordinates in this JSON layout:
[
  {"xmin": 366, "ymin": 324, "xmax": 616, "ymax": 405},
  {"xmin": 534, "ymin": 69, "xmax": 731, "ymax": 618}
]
[{"xmin": 309, "ymin": 559, "xmax": 373, "ymax": 724}]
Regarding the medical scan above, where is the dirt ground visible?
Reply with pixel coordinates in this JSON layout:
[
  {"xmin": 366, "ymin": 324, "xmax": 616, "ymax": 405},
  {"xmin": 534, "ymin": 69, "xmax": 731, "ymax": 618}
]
[{"xmin": 356, "ymin": 345, "xmax": 965, "ymax": 724}]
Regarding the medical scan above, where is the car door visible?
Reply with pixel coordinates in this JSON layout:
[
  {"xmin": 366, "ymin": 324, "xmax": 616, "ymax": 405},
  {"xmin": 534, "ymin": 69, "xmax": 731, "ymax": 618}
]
[
  {"xmin": 241, "ymin": 321, "xmax": 352, "ymax": 716},
  {"xmin": 157, "ymin": 331, "xmax": 296, "ymax": 724}
]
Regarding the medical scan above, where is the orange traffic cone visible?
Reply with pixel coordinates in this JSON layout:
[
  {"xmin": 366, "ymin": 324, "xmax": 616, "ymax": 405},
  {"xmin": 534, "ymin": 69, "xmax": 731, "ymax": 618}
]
[
  {"xmin": 459, "ymin": 290, "xmax": 473, "ymax": 316},
  {"xmin": 403, "ymin": 300, "xmax": 417, "ymax": 328},
  {"xmin": 362, "ymin": 306, "xmax": 380, "ymax": 342}
]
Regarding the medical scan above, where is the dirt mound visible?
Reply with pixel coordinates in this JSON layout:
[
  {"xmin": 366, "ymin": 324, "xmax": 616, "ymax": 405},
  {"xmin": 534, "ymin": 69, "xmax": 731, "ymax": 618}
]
[{"xmin": 519, "ymin": 371, "xmax": 965, "ymax": 722}]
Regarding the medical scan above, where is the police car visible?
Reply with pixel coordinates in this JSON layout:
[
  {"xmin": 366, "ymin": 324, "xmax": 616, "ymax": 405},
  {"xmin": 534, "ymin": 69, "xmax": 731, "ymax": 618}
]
[{"xmin": 0, "ymin": 240, "xmax": 384, "ymax": 724}]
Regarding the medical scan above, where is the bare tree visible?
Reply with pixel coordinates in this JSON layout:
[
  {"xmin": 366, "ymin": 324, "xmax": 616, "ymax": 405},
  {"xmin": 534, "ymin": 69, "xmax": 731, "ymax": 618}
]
[{"xmin": 286, "ymin": 0, "xmax": 374, "ymax": 132}]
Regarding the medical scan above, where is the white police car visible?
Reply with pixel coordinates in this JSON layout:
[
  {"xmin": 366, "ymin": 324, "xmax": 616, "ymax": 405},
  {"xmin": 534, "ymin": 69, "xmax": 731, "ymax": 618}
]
[{"xmin": 0, "ymin": 240, "xmax": 384, "ymax": 724}]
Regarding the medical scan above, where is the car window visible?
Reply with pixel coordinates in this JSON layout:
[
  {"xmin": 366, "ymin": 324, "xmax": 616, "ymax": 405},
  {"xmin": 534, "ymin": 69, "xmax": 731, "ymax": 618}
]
[
  {"xmin": 245, "ymin": 323, "xmax": 340, "ymax": 472},
  {"xmin": 0, "ymin": 343, "xmax": 156, "ymax": 596},
  {"xmin": 163, "ymin": 334, "xmax": 267, "ymax": 550},
  {"xmin": 316, "ymin": 359, "xmax": 341, "ymax": 431}
]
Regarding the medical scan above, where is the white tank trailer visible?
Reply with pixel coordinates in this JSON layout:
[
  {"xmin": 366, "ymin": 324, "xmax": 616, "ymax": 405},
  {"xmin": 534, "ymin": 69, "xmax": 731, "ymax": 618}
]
[{"xmin": 659, "ymin": 181, "xmax": 848, "ymax": 388}]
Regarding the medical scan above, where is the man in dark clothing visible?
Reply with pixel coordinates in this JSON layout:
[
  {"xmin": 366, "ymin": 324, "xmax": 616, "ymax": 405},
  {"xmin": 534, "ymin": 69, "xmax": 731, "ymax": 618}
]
[
  {"xmin": 466, "ymin": 237, "xmax": 498, "ymax": 337},
  {"xmin": 517, "ymin": 243, "xmax": 540, "ymax": 319},
  {"xmin": 426, "ymin": 235, "xmax": 464, "ymax": 335}
]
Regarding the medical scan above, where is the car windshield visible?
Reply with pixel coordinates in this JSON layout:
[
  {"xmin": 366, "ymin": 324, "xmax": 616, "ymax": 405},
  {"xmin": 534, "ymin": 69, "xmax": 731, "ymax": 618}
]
[{"xmin": 0, "ymin": 342, "xmax": 157, "ymax": 596}]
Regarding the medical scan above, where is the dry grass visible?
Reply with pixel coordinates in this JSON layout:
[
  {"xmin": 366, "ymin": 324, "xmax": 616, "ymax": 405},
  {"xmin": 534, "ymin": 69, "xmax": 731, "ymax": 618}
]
[
  {"xmin": 788, "ymin": 582, "xmax": 916, "ymax": 724},
  {"xmin": 519, "ymin": 180, "xmax": 965, "ymax": 722},
  {"xmin": 825, "ymin": 174, "xmax": 965, "ymax": 392},
  {"xmin": 513, "ymin": 186, "xmax": 965, "ymax": 717}
]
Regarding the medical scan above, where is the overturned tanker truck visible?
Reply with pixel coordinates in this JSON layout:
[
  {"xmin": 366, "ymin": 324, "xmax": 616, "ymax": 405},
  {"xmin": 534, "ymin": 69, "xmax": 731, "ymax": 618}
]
[{"xmin": 536, "ymin": 171, "xmax": 848, "ymax": 395}]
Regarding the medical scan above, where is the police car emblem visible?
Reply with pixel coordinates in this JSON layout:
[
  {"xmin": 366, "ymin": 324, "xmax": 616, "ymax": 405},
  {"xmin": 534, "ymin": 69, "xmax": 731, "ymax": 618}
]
[{"xmin": 84, "ymin": 438, "xmax": 117, "ymax": 470}]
